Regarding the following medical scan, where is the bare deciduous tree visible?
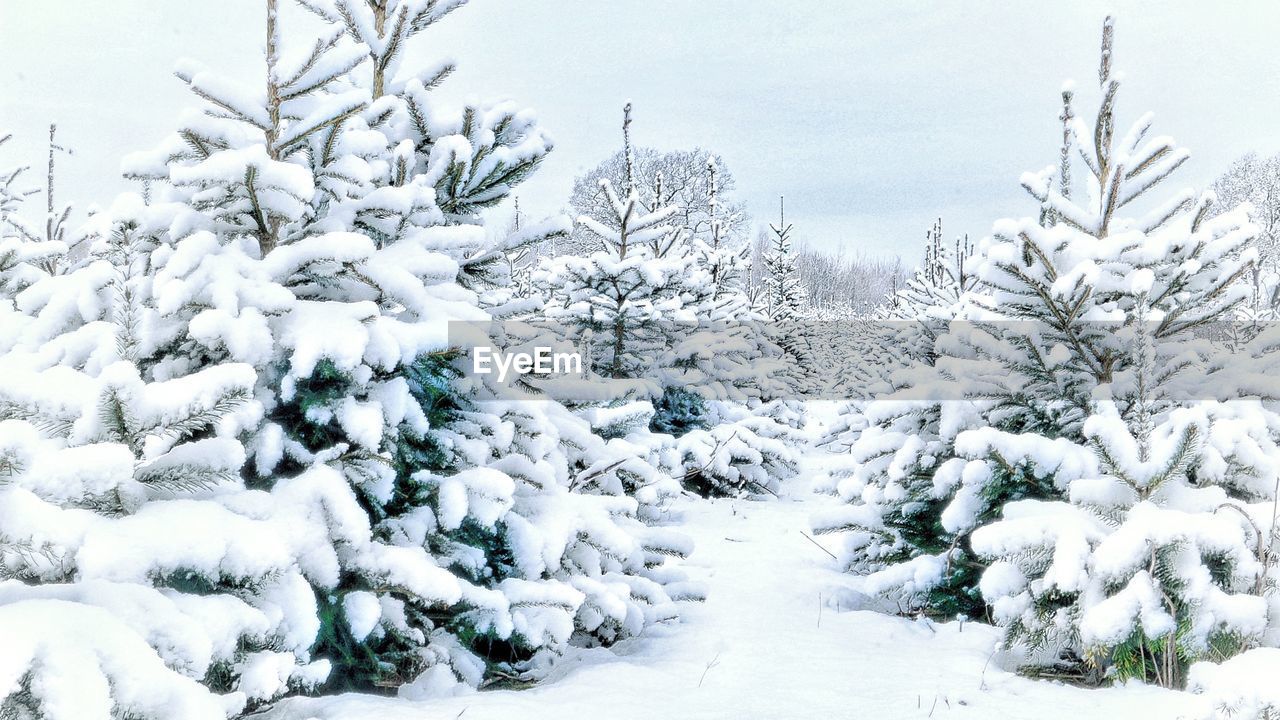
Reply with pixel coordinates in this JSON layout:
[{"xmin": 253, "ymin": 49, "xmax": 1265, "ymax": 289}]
[
  {"xmin": 563, "ymin": 147, "xmax": 749, "ymax": 255},
  {"xmin": 794, "ymin": 243, "xmax": 904, "ymax": 317},
  {"xmin": 1212, "ymin": 152, "xmax": 1280, "ymax": 272}
]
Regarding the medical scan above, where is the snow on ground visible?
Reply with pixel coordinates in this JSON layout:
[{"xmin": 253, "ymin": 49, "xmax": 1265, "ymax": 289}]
[{"xmin": 263, "ymin": 452, "xmax": 1200, "ymax": 720}]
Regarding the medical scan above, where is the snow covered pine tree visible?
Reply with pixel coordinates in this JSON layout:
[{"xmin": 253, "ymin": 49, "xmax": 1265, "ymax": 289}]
[
  {"xmin": 960, "ymin": 19, "xmax": 1274, "ymax": 688},
  {"xmin": 1, "ymin": 1, "xmax": 694, "ymax": 716},
  {"xmin": 1, "ymin": 194, "xmax": 331, "ymax": 718},
  {"xmin": 536, "ymin": 105, "xmax": 798, "ymax": 498},
  {"xmin": 881, "ymin": 219, "xmax": 974, "ymax": 325},
  {"xmin": 762, "ymin": 197, "xmax": 807, "ymax": 323},
  {"xmin": 815, "ymin": 18, "xmax": 1279, "ymax": 692},
  {"xmin": 669, "ymin": 174, "xmax": 803, "ymax": 499}
]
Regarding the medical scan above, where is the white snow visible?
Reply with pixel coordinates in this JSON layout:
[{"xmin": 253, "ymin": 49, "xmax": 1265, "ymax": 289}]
[{"xmin": 261, "ymin": 455, "xmax": 1197, "ymax": 720}]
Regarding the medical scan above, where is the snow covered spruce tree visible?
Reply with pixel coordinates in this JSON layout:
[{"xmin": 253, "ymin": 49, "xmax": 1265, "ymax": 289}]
[
  {"xmin": 754, "ymin": 197, "xmax": 828, "ymax": 398},
  {"xmin": 969, "ymin": 347, "xmax": 1277, "ymax": 688},
  {"xmin": 762, "ymin": 197, "xmax": 807, "ymax": 323},
  {"xmin": 536, "ymin": 105, "xmax": 691, "ymax": 384},
  {"xmin": 881, "ymin": 219, "xmax": 974, "ymax": 324},
  {"xmin": 815, "ymin": 18, "xmax": 1272, "ymax": 677},
  {"xmin": 536, "ymin": 106, "xmax": 798, "ymax": 497},
  {"xmin": 534, "ymin": 105, "xmax": 706, "ymax": 477},
  {"xmin": 0, "ymin": 215, "xmax": 344, "ymax": 717},
  {"xmin": 0, "ymin": 133, "xmax": 39, "ymax": 297},
  {"xmin": 955, "ymin": 22, "xmax": 1274, "ymax": 684},
  {"xmin": 670, "ymin": 167, "xmax": 803, "ymax": 497},
  {"xmin": 73, "ymin": 0, "xmax": 692, "ymax": 699}
]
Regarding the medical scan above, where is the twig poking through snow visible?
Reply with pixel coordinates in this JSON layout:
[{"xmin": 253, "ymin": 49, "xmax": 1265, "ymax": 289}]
[
  {"xmin": 799, "ymin": 530, "xmax": 837, "ymax": 560},
  {"xmin": 698, "ymin": 652, "xmax": 721, "ymax": 688},
  {"xmin": 979, "ymin": 644, "xmax": 999, "ymax": 691}
]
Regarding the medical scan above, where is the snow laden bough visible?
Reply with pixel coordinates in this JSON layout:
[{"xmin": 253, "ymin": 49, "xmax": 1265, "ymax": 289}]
[
  {"xmin": 0, "ymin": 362, "xmax": 342, "ymax": 717},
  {"xmin": 1188, "ymin": 647, "xmax": 1280, "ymax": 720}
]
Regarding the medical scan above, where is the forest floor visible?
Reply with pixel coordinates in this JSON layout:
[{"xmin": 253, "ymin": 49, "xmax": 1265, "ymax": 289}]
[{"xmin": 261, "ymin": 453, "xmax": 1202, "ymax": 720}]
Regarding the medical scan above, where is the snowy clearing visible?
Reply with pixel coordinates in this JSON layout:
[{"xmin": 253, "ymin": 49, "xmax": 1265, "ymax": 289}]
[{"xmin": 263, "ymin": 460, "xmax": 1197, "ymax": 720}]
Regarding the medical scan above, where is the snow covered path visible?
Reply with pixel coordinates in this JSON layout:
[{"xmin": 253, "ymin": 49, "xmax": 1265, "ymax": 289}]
[{"xmin": 263, "ymin": 475, "xmax": 1199, "ymax": 720}]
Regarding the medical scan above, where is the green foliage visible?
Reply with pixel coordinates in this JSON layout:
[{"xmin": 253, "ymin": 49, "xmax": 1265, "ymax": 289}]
[
  {"xmin": 265, "ymin": 358, "xmax": 354, "ymax": 475},
  {"xmin": 159, "ymin": 570, "xmax": 222, "ymax": 597},
  {"xmin": 448, "ymin": 618, "xmax": 535, "ymax": 671},
  {"xmin": 873, "ymin": 443, "xmax": 1061, "ymax": 620},
  {"xmin": 388, "ymin": 353, "xmax": 463, "ymax": 514},
  {"xmin": 1089, "ymin": 546, "xmax": 1249, "ymax": 688},
  {"xmin": 314, "ymin": 350, "xmax": 550, "ymax": 693},
  {"xmin": 649, "ymin": 386, "xmax": 709, "ymax": 437},
  {"xmin": 314, "ymin": 590, "xmax": 387, "ymax": 692},
  {"xmin": 440, "ymin": 518, "xmax": 517, "ymax": 585},
  {"xmin": 202, "ymin": 661, "xmax": 237, "ymax": 695},
  {"xmin": 307, "ymin": 353, "xmax": 466, "ymax": 692}
]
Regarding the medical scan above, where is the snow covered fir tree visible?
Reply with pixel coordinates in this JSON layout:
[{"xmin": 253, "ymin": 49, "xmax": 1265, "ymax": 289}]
[
  {"xmin": 534, "ymin": 103, "xmax": 800, "ymax": 498},
  {"xmin": 6, "ymin": 3, "xmax": 1280, "ymax": 720},
  {"xmin": 2, "ymin": 1, "xmax": 694, "ymax": 715},
  {"xmin": 816, "ymin": 16, "xmax": 1280, "ymax": 700}
]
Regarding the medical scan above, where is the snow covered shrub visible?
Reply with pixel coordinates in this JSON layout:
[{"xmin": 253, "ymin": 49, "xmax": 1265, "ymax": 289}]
[
  {"xmin": 816, "ymin": 18, "xmax": 1274, "ymax": 677},
  {"xmin": 972, "ymin": 398, "xmax": 1275, "ymax": 688},
  {"xmin": 1189, "ymin": 648, "xmax": 1280, "ymax": 719},
  {"xmin": 813, "ymin": 397, "xmax": 1025, "ymax": 617},
  {"xmin": 0, "ymin": 357, "xmax": 338, "ymax": 716},
  {"xmin": 674, "ymin": 406, "xmax": 801, "ymax": 498},
  {"xmin": 959, "ymin": 19, "xmax": 1276, "ymax": 686},
  {"xmin": 0, "ymin": 212, "xmax": 374, "ymax": 715},
  {"xmin": 811, "ymin": 232, "xmax": 1003, "ymax": 616}
]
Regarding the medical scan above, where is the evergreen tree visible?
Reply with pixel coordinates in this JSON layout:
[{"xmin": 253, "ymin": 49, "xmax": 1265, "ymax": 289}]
[
  {"xmin": 881, "ymin": 219, "xmax": 974, "ymax": 323},
  {"xmin": 0, "ymin": 127, "xmax": 83, "ymax": 297},
  {"xmin": 755, "ymin": 197, "xmax": 823, "ymax": 400},
  {"xmin": 537, "ymin": 107, "xmax": 689, "ymax": 380},
  {"xmin": 815, "ymin": 17, "xmax": 1267, "ymax": 663},
  {"xmin": 537, "ymin": 107, "xmax": 800, "ymax": 497},
  {"xmin": 762, "ymin": 197, "xmax": 807, "ymax": 322},
  {"xmin": 970, "ymin": 334, "xmax": 1276, "ymax": 687},
  {"xmin": 0, "ymin": 216, "xmax": 346, "ymax": 716},
  {"xmin": 0, "ymin": 133, "xmax": 39, "ymax": 297},
  {"xmin": 1, "ymin": 0, "xmax": 692, "ymax": 703}
]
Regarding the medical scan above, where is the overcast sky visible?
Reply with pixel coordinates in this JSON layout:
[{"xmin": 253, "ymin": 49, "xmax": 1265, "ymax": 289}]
[{"xmin": 3, "ymin": 1, "xmax": 1280, "ymax": 261}]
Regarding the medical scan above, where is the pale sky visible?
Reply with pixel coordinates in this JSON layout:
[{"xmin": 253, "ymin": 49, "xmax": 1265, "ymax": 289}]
[{"xmin": 3, "ymin": 1, "xmax": 1280, "ymax": 261}]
